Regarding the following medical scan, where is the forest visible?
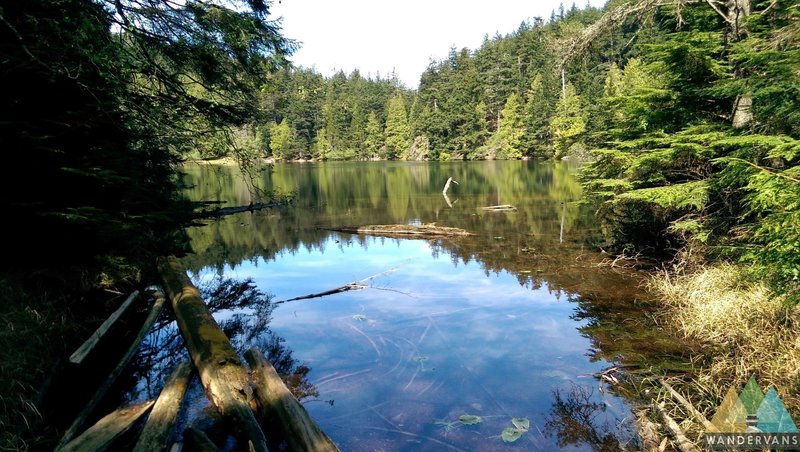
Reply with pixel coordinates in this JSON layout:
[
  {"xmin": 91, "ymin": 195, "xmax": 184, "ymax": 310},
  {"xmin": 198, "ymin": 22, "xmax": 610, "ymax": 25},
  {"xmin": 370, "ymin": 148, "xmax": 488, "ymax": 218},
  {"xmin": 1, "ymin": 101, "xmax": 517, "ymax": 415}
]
[
  {"xmin": 217, "ymin": 0, "xmax": 799, "ymax": 302},
  {"xmin": 1, "ymin": 0, "xmax": 799, "ymax": 449}
]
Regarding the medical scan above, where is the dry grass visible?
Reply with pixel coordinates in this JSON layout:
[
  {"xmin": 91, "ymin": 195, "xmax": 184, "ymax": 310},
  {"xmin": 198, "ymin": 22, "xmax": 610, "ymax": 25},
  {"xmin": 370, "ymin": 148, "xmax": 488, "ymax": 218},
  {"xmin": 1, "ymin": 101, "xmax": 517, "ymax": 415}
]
[{"xmin": 651, "ymin": 263, "xmax": 800, "ymax": 415}]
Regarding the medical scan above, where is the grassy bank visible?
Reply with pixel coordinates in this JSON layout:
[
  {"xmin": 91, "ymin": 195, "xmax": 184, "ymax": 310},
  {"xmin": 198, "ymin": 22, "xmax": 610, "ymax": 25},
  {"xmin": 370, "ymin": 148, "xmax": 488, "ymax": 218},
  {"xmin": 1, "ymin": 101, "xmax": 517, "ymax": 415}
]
[
  {"xmin": 642, "ymin": 263, "xmax": 800, "ymax": 446},
  {"xmin": 0, "ymin": 267, "xmax": 139, "ymax": 449}
]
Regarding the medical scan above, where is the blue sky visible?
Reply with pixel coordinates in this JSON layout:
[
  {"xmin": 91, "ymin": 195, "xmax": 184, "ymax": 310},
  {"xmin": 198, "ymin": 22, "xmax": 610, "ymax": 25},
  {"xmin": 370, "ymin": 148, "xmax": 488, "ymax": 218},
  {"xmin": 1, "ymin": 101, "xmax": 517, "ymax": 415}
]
[{"xmin": 271, "ymin": 0, "xmax": 608, "ymax": 88}]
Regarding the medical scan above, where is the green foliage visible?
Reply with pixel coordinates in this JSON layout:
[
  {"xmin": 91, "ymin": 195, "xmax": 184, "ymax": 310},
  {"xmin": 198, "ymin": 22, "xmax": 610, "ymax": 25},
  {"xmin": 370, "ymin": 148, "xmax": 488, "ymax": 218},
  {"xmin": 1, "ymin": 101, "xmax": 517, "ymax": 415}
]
[
  {"xmin": 0, "ymin": 0, "xmax": 293, "ymax": 267},
  {"xmin": 384, "ymin": 94, "xmax": 411, "ymax": 159},
  {"xmin": 268, "ymin": 120, "xmax": 294, "ymax": 160},
  {"xmin": 550, "ymin": 84, "xmax": 586, "ymax": 159},
  {"xmin": 364, "ymin": 111, "xmax": 385, "ymax": 159},
  {"xmin": 495, "ymin": 93, "xmax": 526, "ymax": 159}
]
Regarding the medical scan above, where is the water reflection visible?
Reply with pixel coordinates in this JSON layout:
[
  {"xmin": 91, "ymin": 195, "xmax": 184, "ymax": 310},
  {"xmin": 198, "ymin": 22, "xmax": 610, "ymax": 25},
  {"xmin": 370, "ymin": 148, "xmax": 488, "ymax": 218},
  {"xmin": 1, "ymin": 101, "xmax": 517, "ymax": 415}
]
[
  {"xmin": 173, "ymin": 161, "xmax": 684, "ymax": 450},
  {"xmin": 546, "ymin": 383, "xmax": 637, "ymax": 451}
]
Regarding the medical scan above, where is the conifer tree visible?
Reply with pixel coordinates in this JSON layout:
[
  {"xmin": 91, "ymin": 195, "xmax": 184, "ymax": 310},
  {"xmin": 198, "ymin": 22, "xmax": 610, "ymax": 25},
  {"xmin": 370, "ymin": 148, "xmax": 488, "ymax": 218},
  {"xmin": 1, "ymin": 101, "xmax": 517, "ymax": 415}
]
[
  {"xmin": 496, "ymin": 93, "xmax": 526, "ymax": 159},
  {"xmin": 268, "ymin": 120, "xmax": 294, "ymax": 160},
  {"xmin": 363, "ymin": 111, "xmax": 384, "ymax": 159},
  {"xmin": 384, "ymin": 94, "xmax": 411, "ymax": 159},
  {"xmin": 550, "ymin": 83, "xmax": 586, "ymax": 158}
]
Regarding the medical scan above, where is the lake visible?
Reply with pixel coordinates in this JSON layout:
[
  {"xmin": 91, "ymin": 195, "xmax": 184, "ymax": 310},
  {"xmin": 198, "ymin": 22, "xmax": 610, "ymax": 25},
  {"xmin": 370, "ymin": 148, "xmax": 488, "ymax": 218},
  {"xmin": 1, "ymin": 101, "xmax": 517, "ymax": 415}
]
[{"xmin": 134, "ymin": 160, "xmax": 686, "ymax": 450}]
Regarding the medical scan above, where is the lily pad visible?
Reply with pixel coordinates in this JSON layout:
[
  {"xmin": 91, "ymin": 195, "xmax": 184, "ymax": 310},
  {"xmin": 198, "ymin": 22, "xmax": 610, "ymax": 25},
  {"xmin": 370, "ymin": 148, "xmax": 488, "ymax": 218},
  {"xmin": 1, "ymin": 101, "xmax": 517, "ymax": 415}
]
[
  {"xmin": 459, "ymin": 414, "xmax": 482, "ymax": 425},
  {"xmin": 501, "ymin": 427, "xmax": 525, "ymax": 442},
  {"xmin": 352, "ymin": 314, "xmax": 367, "ymax": 321},
  {"xmin": 511, "ymin": 417, "xmax": 530, "ymax": 430}
]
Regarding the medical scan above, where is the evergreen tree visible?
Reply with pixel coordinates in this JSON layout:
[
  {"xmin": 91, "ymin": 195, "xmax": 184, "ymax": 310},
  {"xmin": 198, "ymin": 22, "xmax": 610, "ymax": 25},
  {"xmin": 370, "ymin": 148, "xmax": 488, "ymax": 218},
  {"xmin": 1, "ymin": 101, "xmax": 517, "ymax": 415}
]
[
  {"xmin": 363, "ymin": 111, "xmax": 384, "ymax": 159},
  {"xmin": 550, "ymin": 83, "xmax": 586, "ymax": 158},
  {"xmin": 384, "ymin": 94, "xmax": 411, "ymax": 159},
  {"xmin": 496, "ymin": 93, "xmax": 526, "ymax": 159},
  {"xmin": 268, "ymin": 120, "xmax": 294, "ymax": 160}
]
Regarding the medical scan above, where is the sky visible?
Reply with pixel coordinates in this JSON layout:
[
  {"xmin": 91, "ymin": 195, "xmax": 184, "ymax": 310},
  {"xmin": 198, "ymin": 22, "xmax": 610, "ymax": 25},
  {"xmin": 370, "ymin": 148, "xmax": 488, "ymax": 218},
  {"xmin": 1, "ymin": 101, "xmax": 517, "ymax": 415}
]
[{"xmin": 270, "ymin": 0, "xmax": 608, "ymax": 89}]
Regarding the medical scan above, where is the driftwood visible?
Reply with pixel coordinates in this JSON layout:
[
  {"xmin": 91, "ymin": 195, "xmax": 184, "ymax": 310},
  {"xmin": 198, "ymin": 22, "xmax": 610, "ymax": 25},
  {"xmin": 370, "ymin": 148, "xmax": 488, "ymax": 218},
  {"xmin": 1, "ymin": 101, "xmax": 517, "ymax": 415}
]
[
  {"xmin": 245, "ymin": 348, "xmax": 339, "ymax": 452},
  {"xmin": 655, "ymin": 401, "xmax": 699, "ymax": 452},
  {"xmin": 60, "ymin": 400, "xmax": 154, "ymax": 452},
  {"xmin": 57, "ymin": 294, "xmax": 166, "ymax": 449},
  {"xmin": 196, "ymin": 201, "xmax": 282, "ymax": 219},
  {"xmin": 275, "ymin": 267, "xmax": 404, "ymax": 304},
  {"xmin": 479, "ymin": 204, "xmax": 517, "ymax": 212},
  {"xmin": 158, "ymin": 256, "xmax": 269, "ymax": 452},
  {"xmin": 324, "ymin": 223, "xmax": 472, "ymax": 238},
  {"xmin": 276, "ymin": 283, "xmax": 368, "ymax": 304},
  {"xmin": 442, "ymin": 177, "xmax": 458, "ymax": 195},
  {"xmin": 69, "ymin": 290, "xmax": 140, "ymax": 364},
  {"xmin": 133, "ymin": 361, "xmax": 194, "ymax": 451},
  {"xmin": 659, "ymin": 379, "xmax": 715, "ymax": 432},
  {"xmin": 182, "ymin": 428, "xmax": 221, "ymax": 452}
]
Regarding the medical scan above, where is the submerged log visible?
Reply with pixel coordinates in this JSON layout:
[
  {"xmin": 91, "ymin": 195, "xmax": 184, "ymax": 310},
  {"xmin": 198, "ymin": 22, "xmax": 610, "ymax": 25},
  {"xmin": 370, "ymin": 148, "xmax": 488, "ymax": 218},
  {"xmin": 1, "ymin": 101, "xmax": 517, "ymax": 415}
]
[
  {"xmin": 133, "ymin": 361, "xmax": 194, "ymax": 451},
  {"xmin": 60, "ymin": 400, "xmax": 154, "ymax": 452},
  {"xmin": 70, "ymin": 290, "xmax": 140, "ymax": 364},
  {"xmin": 182, "ymin": 428, "xmax": 221, "ymax": 452},
  {"xmin": 325, "ymin": 223, "xmax": 472, "ymax": 238},
  {"xmin": 157, "ymin": 256, "xmax": 269, "ymax": 452},
  {"xmin": 244, "ymin": 348, "xmax": 339, "ymax": 452},
  {"xmin": 196, "ymin": 201, "xmax": 283, "ymax": 219},
  {"xmin": 479, "ymin": 204, "xmax": 517, "ymax": 212},
  {"xmin": 57, "ymin": 293, "xmax": 166, "ymax": 449}
]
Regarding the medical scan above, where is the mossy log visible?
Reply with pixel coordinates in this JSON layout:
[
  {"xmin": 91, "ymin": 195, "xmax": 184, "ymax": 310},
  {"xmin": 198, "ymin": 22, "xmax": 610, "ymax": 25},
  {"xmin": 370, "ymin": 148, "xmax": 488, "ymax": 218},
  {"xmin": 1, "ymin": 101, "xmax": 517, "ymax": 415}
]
[
  {"xmin": 158, "ymin": 256, "xmax": 268, "ymax": 452},
  {"xmin": 60, "ymin": 400, "xmax": 154, "ymax": 452},
  {"xmin": 133, "ymin": 361, "xmax": 194, "ymax": 451},
  {"xmin": 325, "ymin": 223, "xmax": 472, "ymax": 238},
  {"xmin": 244, "ymin": 348, "xmax": 339, "ymax": 452}
]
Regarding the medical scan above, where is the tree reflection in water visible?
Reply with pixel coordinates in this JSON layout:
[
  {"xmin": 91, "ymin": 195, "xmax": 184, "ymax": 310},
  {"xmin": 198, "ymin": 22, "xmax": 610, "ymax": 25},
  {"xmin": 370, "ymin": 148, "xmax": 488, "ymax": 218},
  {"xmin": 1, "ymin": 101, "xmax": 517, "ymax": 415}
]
[
  {"xmin": 545, "ymin": 383, "xmax": 638, "ymax": 451},
  {"xmin": 130, "ymin": 276, "xmax": 317, "ymax": 403}
]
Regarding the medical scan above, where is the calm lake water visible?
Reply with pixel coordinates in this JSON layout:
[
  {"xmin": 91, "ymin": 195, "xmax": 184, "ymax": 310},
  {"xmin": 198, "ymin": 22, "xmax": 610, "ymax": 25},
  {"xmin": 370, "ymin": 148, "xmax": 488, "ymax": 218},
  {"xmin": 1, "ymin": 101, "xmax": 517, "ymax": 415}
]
[{"xmin": 133, "ymin": 161, "xmax": 684, "ymax": 450}]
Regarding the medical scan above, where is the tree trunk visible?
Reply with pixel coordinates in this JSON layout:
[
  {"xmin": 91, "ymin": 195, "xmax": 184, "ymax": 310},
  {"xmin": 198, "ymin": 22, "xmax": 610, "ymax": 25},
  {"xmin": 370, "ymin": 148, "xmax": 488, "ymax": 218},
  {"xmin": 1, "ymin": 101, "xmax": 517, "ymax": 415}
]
[
  {"xmin": 133, "ymin": 361, "xmax": 194, "ymax": 451},
  {"xmin": 157, "ymin": 256, "xmax": 269, "ymax": 452},
  {"xmin": 727, "ymin": 0, "xmax": 752, "ymax": 128},
  {"xmin": 244, "ymin": 348, "xmax": 339, "ymax": 452},
  {"xmin": 59, "ymin": 401, "xmax": 154, "ymax": 452}
]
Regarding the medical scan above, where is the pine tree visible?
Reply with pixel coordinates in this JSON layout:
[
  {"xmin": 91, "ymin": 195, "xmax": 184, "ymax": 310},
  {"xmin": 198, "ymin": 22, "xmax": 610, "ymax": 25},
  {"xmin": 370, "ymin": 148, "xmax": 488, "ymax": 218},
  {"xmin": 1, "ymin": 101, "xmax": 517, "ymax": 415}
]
[
  {"xmin": 363, "ymin": 111, "xmax": 384, "ymax": 159},
  {"xmin": 550, "ymin": 83, "xmax": 586, "ymax": 158},
  {"xmin": 384, "ymin": 94, "xmax": 411, "ymax": 159},
  {"xmin": 496, "ymin": 93, "xmax": 526, "ymax": 159}
]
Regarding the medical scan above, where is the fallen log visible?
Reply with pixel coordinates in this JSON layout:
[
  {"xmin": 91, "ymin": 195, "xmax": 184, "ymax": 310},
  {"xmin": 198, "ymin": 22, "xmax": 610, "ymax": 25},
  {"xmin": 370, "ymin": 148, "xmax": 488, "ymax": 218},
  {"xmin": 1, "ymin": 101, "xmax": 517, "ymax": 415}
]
[
  {"xmin": 196, "ymin": 201, "xmax": 284, "ymax": 219},
  {"xmin": 275, "ymin": 266, "xmax": 403, "ymax": 304},
  {"xmin": 60, "ymin": 400, "xmax": 154, "ymax": 452},
  {"xmin": 479, "ymin": 204, "xmax": 517, "ymax": 212},
  {"xmin": 276, "ymin": 283, "xmax": 367, "ymax": 304},
  {"xmin": 57, "ymin": 293, "xmax": 166, "ymax": 449},
  {"xmin": 245, "ymin": 348, "xmax": 339, "ymax": 452},
  {"xmin": 158, "ymin": 256, "xmax": 269, "ymax": 452},
  {"xmin": 133, "ymin": 361, "xmax": 194, "ymax": 451},
  {"xmin": 659, "ymin": 379, "xmax": 715, "ymax": 432},
  {"xmin": 655, "ymin": 401, "xmax": 699, "ymax": 452},
  {"xmin": 69, "ymin": 290, "xmax": 140, "ymax": 364},
  {"xmin": 182, "ymin": 428, "xmax": 221, "ymax": 452},
  {"xmin": 324, "ymin": 223, "xmax": 472, "ymax": 238}
]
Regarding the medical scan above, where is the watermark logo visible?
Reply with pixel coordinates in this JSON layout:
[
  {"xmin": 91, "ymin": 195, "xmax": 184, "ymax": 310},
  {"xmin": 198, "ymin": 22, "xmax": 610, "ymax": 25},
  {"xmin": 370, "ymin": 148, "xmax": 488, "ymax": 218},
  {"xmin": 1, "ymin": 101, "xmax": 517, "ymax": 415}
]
[{"xmin": 705, "ymin": 376, "xmax": 799, "ymax": 449}]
